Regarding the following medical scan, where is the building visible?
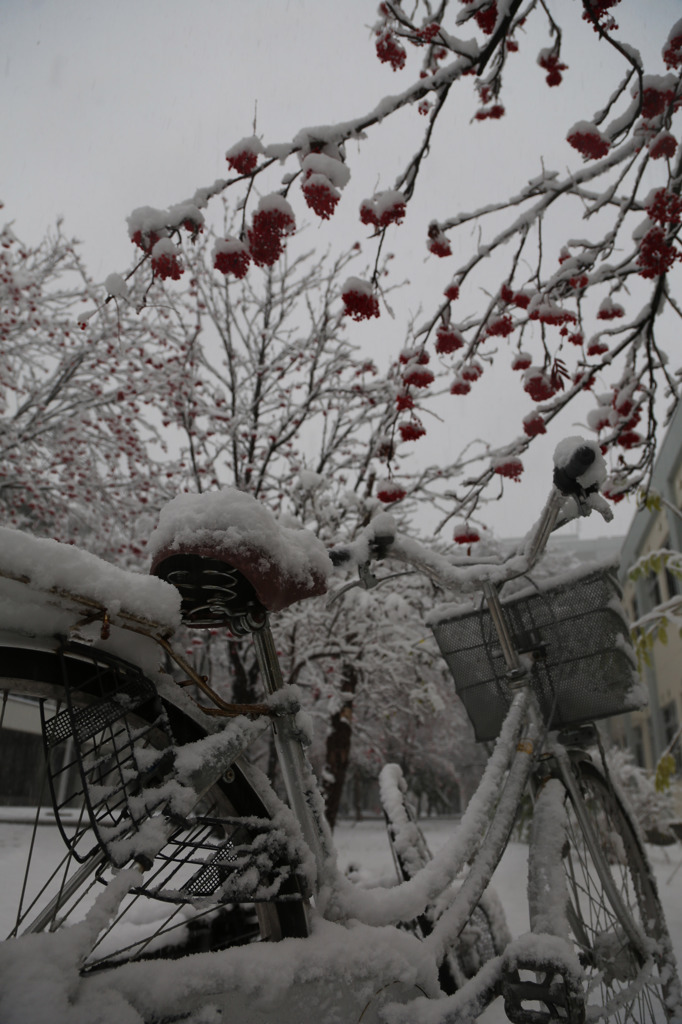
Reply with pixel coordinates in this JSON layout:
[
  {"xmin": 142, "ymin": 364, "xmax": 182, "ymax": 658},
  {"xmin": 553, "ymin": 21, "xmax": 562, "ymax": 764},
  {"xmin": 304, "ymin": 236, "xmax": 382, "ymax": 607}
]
[{"xmin": 607, "ymin": 399, "xmax": 682, "ymax": 774}]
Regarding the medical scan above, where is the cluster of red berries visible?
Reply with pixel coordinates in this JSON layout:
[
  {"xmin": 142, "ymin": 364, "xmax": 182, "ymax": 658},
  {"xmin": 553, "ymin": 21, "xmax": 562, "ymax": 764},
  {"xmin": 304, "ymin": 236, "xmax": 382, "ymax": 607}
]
[
  {"xmin": 500, "ymin": 285, "xmax": 531, "ymax": 309},
  {"xmin": 523, "ymin": 367, "xmax": 556, "ymax": 402},
  {"xmin": 529, "ymin": 305, "xmax": 577, "ymax": 327},
  {"xmin": 586, "ymin": 337, "xmax": 609, "ymax": 357},
  {"xmin": 399, "ymin": 419, "xmax": 426, "ymax": 442},
  {"xmin": 435, "ymin": 326, "xmax": 464, "ymax": 354},
  {"xmin": 474, "ymin": 105, "xmax": 505, "ymax": 121},
  {"xmin": 403, "ymin": 366, "xmax": 434, "ymax": 388},
  {"xmin": 511, "ymin": 351, "xmax": 532, "ymax": 371},
  {"xmin": 567, "ymin": 124, "xmax": 610, "ymax": 160},
  {"xmin": 663, "ymin": 27, "xmax": 682, "ymax": 69},
  {"xmin": 302, "ymin": 180, "xmax": 340, "ymax": 220},
  {"xmin": 646, "ymin": 189, "xmax": 682, "ymax": 226},
  {"xmin": 225, "ymin": 138, "xmax": 262, "ymax": 175},
  {"xmin": 427, "ymin": 223, "xmax": 451, "ymax": 257},
  {"xmin": 248, "ymin": 201, "xmax": 296, "ymax": 267},
  {"xmin": 538, "ymin": 51, "xmax": 568, "ymax": 87},
  {"xmin": 493, "ymin": 458, "xmax": 524, "ymax": 482},
  {"xmin": 451, "ymin": 377, "xmax": 471, "ymax": 395},
  {"xmin": 376, "ymin": 29, "xmax": 407, "ymax": 71},
  {"xmin": 151, "ymin": 241, "xmax": 184, "ymax": 281},
  {"xmin": 360, "ymin": 192, "xmax": 406, "ymax": 229},
  {"xmin": 486, "ymin": 315, "xmax": 514, "ymax": 338},
  {"xmin": 461, "ymin": 361, "xmax": 483, "ymax": 383},
  {"xmin": 523, "ymin": 412, "xmax": 546, "ymax": 437},
  {"xmin": 640, "ymin": 85, "xmax": 675, "ymax": 120},
  {"xmin": 453, "ymin": 524, "xmax": 480, "ymax": 545},
  {"xmin": 596, "ymin": 298, "xmax": 625, "ymax": 320},
  {"xmin": 213, "ymin": 238, "xmax": 251, "ymax": 280},
  {"xmin": 377, "ymin": 480, "xmax": 407, "ymax": 503},
  {"xmin": 637, "ymin": 227, "xmax": 679, "ymax": 278},
  {"xmin": 395, "ymin": 393, "xmax": 414, "ymax": 411},
  {"xmin": 341, "ymin": 279, "xmax": 381, "ymax": 321},
  {"xmin": 582, "ymin": 0, "xmax": 620, "ymax": 32},
  {"xmin": 649, "ymin": 132, "xmax": 678, "ymax": 160},
  {"xmin": 473, "ymin": 2, "xmax": 498, "ymax": 35},
  {"xmin": 131, "ymin": 229, "xmax": 160, "ymax": 255}
]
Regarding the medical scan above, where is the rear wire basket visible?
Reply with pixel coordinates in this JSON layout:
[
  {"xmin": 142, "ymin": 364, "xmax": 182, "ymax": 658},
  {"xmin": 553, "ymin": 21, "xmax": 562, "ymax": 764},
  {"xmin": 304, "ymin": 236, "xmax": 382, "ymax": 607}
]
[{"xmin": 430, "ymin": 566, "xmax": 645, "ymax": 743}]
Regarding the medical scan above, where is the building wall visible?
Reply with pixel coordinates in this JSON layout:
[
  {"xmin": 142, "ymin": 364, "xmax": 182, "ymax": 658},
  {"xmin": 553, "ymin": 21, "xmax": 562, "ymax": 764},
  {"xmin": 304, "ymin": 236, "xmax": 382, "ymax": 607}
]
[{"xmin": 607, "ymin": 400, "xmax": 682, "ymax": 787}]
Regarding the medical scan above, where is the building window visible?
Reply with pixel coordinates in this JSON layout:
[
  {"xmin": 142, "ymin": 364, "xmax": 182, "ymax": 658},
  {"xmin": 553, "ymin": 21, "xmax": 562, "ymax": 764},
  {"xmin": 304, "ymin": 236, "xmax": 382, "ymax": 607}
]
[
  {"xmin": 661, "ymin": 700, "xmax": 680, "ymax": 767},
  {"xmin": 631, "ymin": 724, "xmax": 645, "ymax": 767},
  {"xmin": 636, "ymin": 573, "xmax": 662, "ymax": 617}
]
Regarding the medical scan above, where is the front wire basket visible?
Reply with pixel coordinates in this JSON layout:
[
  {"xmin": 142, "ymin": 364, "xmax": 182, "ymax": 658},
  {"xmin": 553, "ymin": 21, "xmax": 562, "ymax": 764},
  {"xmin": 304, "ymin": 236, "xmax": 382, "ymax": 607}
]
[{"xmin": 430, "ymin": 566, "xmax": 646, "ymax": 742}]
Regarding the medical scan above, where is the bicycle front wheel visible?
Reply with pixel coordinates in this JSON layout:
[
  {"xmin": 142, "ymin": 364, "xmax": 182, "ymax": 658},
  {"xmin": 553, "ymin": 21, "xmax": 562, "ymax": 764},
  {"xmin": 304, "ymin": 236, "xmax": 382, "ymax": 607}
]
[
  {"xmin": 561, "ymin": 757, "xmax": 681, "ymax": 1022},
  {"xmin": 0, "ymin": 641, "xmax": 309, "ymax": 972}
]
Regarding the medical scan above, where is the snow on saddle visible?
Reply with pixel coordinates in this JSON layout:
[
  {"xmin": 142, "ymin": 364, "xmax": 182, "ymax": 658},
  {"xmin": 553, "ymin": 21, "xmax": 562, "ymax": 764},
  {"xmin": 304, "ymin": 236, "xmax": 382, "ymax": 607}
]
[{"xmin": 149, "ymin": 489, "xmax": 331, "ymax": 627}]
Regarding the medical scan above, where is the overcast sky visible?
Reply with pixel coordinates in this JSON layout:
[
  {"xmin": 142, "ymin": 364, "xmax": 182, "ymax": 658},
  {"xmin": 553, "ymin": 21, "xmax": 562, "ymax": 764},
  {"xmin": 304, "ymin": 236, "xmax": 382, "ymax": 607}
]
[{"xmin": 2, "ymin": 1, "xmax": 680, "ymax": 543}]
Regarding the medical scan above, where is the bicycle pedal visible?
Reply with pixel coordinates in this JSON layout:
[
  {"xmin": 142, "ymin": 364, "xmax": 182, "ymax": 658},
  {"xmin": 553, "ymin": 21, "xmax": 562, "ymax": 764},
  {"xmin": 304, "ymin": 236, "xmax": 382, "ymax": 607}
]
[{"xmin": 502, "ymin": 960, "xmax": 585, "ymax": 1024}]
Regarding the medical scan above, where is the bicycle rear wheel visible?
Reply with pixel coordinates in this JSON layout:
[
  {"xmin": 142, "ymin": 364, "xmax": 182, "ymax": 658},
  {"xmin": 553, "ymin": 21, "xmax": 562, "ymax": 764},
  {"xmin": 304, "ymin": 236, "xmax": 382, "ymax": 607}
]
[
  {"xmin": 0, "ymin": 641, "xmax": 309, "ymax": 970},
  {"xmin": 561, "ymin": 757, "xmax": 681, "ymax": 1022}
]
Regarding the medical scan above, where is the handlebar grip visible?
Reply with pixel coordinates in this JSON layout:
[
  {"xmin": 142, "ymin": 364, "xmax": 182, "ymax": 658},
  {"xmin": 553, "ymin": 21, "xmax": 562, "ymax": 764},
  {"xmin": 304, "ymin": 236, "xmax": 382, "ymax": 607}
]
[
  {"xmin": 553, "ymin": 444, "xmax": 596, "ymax": 496},
  {"xmin": 328, "ymin": 548, "xmax": 351, "ymax": 567}
]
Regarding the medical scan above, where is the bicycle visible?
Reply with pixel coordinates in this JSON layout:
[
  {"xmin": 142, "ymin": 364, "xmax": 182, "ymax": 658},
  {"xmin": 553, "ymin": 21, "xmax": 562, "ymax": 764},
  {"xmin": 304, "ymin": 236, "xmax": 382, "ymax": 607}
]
[{"xmin": 0, "ymin": 437, "xmax": 680, "ymax": 1023}]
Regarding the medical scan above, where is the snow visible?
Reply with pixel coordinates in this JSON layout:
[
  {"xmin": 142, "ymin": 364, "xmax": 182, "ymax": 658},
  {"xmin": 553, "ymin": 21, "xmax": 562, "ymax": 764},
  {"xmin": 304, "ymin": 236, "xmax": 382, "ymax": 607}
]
[
  {"xmin": 0, "ymin": 525, "xmax": 181, "ymax": 631},
  {"xmin": 3, "ymin": 816, "xmax": 682, "ymax": 1023}
]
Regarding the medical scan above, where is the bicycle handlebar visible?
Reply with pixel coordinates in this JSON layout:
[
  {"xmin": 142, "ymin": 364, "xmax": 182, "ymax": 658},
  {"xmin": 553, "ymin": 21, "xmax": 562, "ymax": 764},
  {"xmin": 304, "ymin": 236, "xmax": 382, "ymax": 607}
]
[{"xmin": 328, "ymin": 437, "xmax": 613, "ymax": 596}]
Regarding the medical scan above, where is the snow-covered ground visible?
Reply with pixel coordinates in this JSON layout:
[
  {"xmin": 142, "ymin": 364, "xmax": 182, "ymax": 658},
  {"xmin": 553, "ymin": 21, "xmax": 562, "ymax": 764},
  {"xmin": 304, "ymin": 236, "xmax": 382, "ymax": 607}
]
[{"xmin": 2, "ymin": 816, "xmax": 682, "ymax": 1022}]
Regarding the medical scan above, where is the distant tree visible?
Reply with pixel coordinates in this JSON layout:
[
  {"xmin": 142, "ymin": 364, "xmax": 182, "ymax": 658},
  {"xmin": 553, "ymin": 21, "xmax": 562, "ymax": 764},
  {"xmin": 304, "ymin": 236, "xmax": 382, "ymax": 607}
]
[{"xmin": 0, "ymin": 213, "xmax": 175, "ymax": 557}]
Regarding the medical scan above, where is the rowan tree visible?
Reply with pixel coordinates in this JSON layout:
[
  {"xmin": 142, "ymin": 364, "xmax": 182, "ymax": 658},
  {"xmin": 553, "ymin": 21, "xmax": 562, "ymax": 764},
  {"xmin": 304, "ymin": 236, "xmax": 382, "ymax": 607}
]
[{"xmin": 107, "ymin": 0, "xmax": 682, "ymax": 537}]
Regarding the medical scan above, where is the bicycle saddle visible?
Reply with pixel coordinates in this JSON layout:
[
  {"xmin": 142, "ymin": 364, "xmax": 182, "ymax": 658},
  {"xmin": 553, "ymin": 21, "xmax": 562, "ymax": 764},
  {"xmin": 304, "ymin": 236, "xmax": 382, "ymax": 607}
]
[{"xmin": 149, "ymin": 489, "xmax": 330, "ymax": 627}]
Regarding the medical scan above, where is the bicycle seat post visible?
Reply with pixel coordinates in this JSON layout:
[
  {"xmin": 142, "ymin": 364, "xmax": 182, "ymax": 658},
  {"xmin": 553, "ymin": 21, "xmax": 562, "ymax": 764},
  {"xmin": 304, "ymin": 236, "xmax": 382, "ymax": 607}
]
[{"xmin": 252, "ymin": 620, "xmax": 333, "ymax": 885}]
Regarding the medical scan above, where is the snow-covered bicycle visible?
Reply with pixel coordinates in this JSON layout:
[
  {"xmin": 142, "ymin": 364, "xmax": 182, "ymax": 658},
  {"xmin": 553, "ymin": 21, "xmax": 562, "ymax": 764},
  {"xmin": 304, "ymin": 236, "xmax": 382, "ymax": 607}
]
[{"xmin": 0, "ymin": 437, "xmax": 680, "ymax": 1023}]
